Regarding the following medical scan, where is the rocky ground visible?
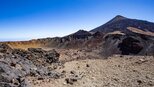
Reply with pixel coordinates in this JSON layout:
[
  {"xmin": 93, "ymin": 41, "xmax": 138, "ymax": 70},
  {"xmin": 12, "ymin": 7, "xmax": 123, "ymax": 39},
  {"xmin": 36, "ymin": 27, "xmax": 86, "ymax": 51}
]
[
  {"xmin": 0, "ymin": 44, "xmax": 62, "ymax": 87},
  {"xmin": 0, "ymin": 43, "xmax": 154, "ymax": 87},
  {"xmin": 1, "ymin": 15, "xmax": 154, "ymax": 87},
  {"xmin": 27, "ymin": 55, "xmax": 154, "ymax": 87}
]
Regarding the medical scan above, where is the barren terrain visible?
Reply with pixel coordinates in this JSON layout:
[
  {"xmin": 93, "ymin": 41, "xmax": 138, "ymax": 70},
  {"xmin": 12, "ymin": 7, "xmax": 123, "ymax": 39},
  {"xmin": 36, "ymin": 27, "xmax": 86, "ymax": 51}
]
[
  {"xmin": 28, "ymin": 55, "xmax": 154, "ymax": 87},
  {"xmin": 0, "ymin": 15, "xmax": 154, "ymax": 87}
]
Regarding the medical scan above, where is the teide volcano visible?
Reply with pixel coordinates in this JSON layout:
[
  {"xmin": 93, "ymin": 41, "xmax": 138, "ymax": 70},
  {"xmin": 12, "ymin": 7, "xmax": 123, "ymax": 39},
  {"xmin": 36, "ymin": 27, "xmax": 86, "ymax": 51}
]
[
  {"xmin": 90, "ymin": 15, "xmax": 154, "ymax": 56},
  {"xmin": 91, "ymin": 15, "xmax": 154, "ymax": 33},
  {"xmin": 2, "ymin": 15, "xmax": 154, "ymax": 56},
  {"xmin": 0, "ymin": 15, "xmax": 154, "ymax": 86}
]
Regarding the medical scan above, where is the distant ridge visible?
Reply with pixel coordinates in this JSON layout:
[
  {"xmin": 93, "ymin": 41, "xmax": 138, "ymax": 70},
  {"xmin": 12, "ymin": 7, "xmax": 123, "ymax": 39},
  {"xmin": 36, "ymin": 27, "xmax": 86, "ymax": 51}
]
[
  {"xmin": 69, "ymin": 30, "xmax": 91, "ymax": 36},
  {"xmin": 1, "ymin": 15, "xmax": 154, "ymax": 56}
]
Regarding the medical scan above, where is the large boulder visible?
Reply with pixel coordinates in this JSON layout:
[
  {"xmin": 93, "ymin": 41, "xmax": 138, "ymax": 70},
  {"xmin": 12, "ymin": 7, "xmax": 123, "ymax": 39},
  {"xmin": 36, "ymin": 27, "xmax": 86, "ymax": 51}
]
[{"xmin": 45, "ymin": 49, "xmax": 60, "ymax": 63}]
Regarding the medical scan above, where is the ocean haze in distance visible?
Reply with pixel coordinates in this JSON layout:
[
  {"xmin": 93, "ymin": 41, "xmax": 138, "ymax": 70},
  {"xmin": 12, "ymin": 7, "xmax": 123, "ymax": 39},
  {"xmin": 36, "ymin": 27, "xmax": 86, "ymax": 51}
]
[
  {"xmin": 0, "ymin": 0, "xmax": 154, "ymax": 41},
  {"xmin": 0, "ymin": 38, "xmax": 30, "ymax": 42}
]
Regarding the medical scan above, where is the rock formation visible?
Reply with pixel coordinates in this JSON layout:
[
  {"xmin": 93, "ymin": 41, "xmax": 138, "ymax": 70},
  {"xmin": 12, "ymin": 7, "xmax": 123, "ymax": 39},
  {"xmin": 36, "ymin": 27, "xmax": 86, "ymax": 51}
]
[{"xmin": 0, "ymin": 43, "xmax": 61, "ymax": 87}]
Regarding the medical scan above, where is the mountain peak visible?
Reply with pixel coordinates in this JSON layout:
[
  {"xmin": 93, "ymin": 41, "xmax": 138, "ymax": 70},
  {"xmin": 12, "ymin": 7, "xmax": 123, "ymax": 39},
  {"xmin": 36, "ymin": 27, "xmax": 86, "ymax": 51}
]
[
  {"xmin": 73, "ymin": 30, "xmax": 91, "ymax": 35},
  {"xmin": 90, "ymin": 15, "xmax": 154, "ymax": 33},
  {"xmin": 100, "ymin": 15, "xmax": 127, "ymax": 26},
  {"xmin": 114, "ymin": 15, "xmax": 126, "ymax": 19},
  {"xmin": 111, "ymin": 15, "xmax": 127, "ymax": 22}
]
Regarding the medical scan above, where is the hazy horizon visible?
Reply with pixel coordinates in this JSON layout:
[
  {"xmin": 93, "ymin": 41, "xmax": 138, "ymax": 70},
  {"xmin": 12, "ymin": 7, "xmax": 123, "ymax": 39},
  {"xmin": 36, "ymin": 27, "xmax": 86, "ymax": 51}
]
[{"xmin": 0, "ymin": 0, "xmax": 154, "ymax": 41}]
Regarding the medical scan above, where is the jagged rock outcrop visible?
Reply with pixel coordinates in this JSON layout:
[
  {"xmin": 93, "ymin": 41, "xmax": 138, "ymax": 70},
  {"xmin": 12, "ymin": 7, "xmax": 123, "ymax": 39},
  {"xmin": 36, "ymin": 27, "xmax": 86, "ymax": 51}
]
[
  {"xmin": 101, "ymin": 31, "xmax": 154, "ymax": 56},
  {"xmin": 0, "ymin": 43, "xmax": 61, "ymax": 86}
]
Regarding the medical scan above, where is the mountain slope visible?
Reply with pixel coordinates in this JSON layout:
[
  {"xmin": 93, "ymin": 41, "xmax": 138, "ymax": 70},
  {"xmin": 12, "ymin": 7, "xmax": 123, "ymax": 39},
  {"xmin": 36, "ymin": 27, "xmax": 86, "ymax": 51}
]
[
  {"xmin": 90, "ymin": 15, "xmax": 154, "ymax": 33},
  {"xmin": 1, "ymin": 15, "xmax": 154, "ymax": 56}
]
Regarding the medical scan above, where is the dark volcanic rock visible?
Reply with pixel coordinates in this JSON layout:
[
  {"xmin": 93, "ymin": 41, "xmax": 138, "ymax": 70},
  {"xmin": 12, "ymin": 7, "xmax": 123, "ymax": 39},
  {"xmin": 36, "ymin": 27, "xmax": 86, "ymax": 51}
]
[
  {"xmin": 12, "ymin": 49, "xmax": 32, "ymax": 58},
  {"xmin": 0, "ymin": 43, "xmax": 12, "ymax": 53},
  {"xmin": 27, "ymin": 48, "xmax": 60, "ymax": 65},
  {"xmin": 1, "ymin": 15, "xmax": 154, "ymax": 57},
  {"xmin": 68, "ymin": 30, "xmax": 92, "ymax": 39},
  {"xmin": 45, "ymin": 49, "xmax": 59, "ymax": 63},
  {"xmin": 65, "ymin": 78, "xmax": 78, "ymax": 85},
  {"xmin": 91, "ymin": 15, "xmax": 154, "ymax": 33},
  {"xmin": 118, "ymin": 37, "xmax": 143, "ymax": 55},
  {"xmin": 0, "ymin": 82, "xmax": 15, "ymax": 87},
  {"xmin": 89, "ymin": 15, "xmax": 154, "ymax": 56},
  {"xmin": 19, "ymin": 79, "xmax": 31, "ymax": 87},
  {"xmin": 28, "ymin": 48, "xmax": 45, "ymax": 54},
  {"xmin": 101, "ymin": 33, "xmax": 154, "ymax": 56},
  {"xmin": 0, "ymin": 44, "xmax": 60, "ymax": 86}
]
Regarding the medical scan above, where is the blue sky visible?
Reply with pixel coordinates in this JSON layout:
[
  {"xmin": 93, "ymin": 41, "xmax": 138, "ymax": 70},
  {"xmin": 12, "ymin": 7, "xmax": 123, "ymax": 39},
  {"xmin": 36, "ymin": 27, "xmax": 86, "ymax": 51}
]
[{"xmin": 0, "ymin": 0, "xmax": 153, "ymax": 41}]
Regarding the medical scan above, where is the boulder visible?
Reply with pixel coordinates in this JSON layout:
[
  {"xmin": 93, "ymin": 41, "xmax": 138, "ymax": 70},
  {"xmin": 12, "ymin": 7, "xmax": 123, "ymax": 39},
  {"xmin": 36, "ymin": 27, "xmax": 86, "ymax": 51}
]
[{"xmin": 45, "ymin": 49, "xmax": 59, "ymax": 63}]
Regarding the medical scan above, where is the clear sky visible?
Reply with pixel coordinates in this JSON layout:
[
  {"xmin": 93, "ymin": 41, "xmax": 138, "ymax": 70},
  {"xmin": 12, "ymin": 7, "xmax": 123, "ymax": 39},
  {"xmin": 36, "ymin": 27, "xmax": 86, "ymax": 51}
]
[{"xmin": 0, "ymin": 0, "xmax": 153, "ymax": 41}]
